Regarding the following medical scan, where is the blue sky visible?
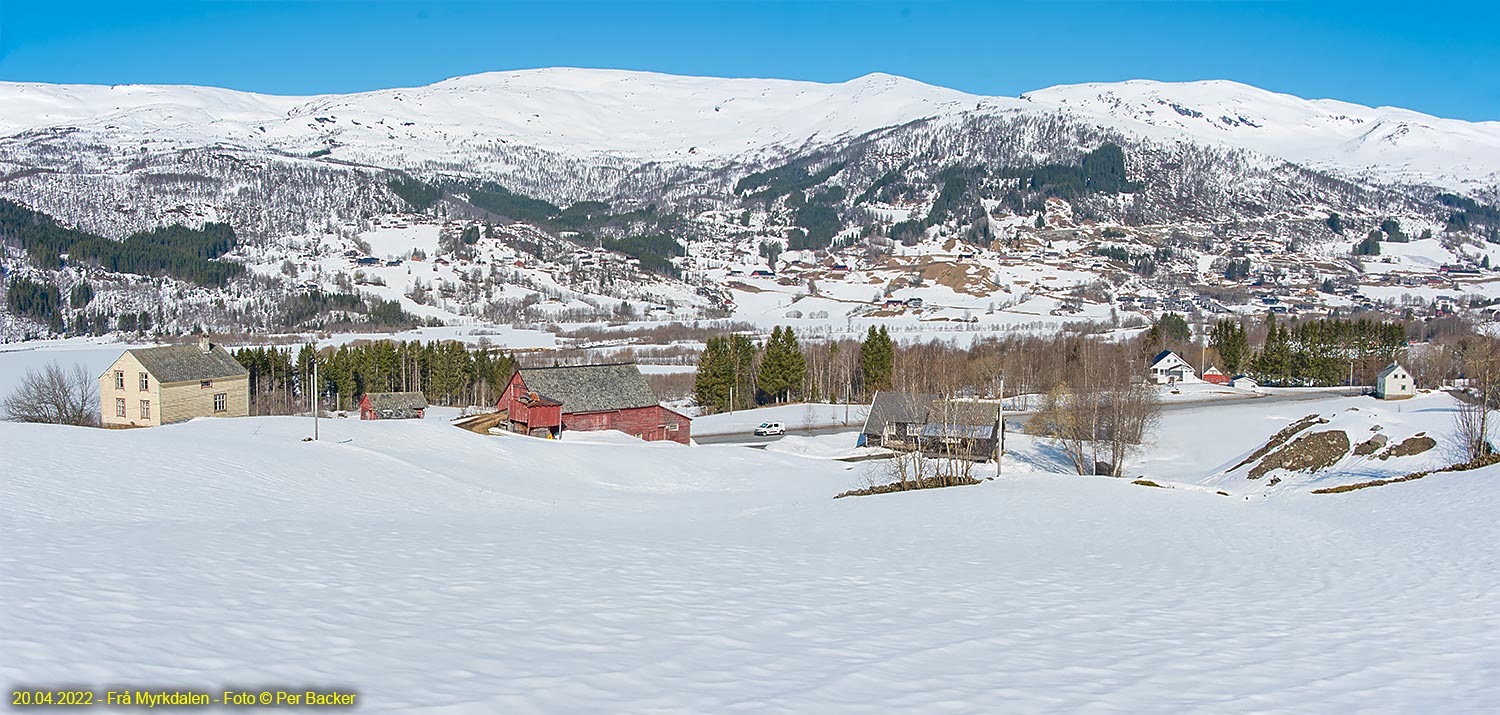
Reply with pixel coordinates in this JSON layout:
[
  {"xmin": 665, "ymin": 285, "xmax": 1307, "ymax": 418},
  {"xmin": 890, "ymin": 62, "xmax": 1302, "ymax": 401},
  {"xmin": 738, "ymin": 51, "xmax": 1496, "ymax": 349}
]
[{"xmin": 1, "ymin": 1, "xmax": 1496, "ymax": 121}]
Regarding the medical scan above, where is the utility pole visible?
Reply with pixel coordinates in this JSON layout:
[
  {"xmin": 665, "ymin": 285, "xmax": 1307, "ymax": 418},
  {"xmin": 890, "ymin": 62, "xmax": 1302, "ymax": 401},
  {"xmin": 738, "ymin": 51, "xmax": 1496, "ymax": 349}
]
[
  {"xmin": 996, "ymin": 373, "xmax": 1005, "ymax": 478},
  {"xmin": 312, "ymin": 345, "xmax": 319, "ymax": 441}
]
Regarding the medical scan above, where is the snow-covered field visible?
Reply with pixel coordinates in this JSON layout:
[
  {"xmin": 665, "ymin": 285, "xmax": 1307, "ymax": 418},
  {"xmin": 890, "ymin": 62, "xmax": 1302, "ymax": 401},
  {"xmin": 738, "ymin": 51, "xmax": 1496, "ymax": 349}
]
[
  {"xmin": 359, "ymin": 224, "xmax": 441, "ymax": 259},
  {"xmin": 4, "ymin": 392, "xmax": 1499, "ymax": 713}
]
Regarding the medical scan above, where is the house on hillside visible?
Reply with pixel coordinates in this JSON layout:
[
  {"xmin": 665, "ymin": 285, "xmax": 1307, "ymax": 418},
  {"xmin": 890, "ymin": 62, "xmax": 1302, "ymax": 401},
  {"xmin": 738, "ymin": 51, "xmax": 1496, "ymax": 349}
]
[
  {"xmin": 359, "ymin": 391, "xmax": 428, "ymax": 420},
  {"xmin": 498, "ymin": 363, "xmax": 691, "ymax": 444},
  {"xmin": 1374, "ymin": 363, "xmax": 1416, "ymax": 399},
  {"xmin": 1202, "ymin": 366, "xmax": 1230, "ymax": 385},
  {"xmin": 99, "ymin": 337, "xmax": 249, "ymax": 428},
  {"xmin": 858, "ymin": 391, "xmax": 999, "ymax": 459},
  {"xmin": 1148, "ymin": 350, "xmax": 1198, "ymax": 385}
]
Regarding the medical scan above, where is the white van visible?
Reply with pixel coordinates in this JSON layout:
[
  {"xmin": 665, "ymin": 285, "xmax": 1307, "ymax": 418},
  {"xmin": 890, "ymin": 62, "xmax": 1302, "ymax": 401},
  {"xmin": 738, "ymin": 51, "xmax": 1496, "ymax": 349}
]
[{"xmin": 754, "ymin": 421, "xmax": 785, "ymax": 436}]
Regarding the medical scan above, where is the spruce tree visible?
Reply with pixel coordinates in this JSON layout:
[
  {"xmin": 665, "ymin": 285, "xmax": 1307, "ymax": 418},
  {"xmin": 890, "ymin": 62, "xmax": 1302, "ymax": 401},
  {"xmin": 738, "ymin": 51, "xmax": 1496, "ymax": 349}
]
[
  {"xmin": 859, "ymin": 325, "xmax": 894, "ymax": 394},
  {"xmin": 757, "ymin": 326, "xmax": 806, "ymax": 404},
  {"xmin": 694, "ymin": 336, "xmax": 734, "ymax": 412},
  {"xmin": 1210, "ymin": 319, "xmax": 1247, "ymax": 374}
]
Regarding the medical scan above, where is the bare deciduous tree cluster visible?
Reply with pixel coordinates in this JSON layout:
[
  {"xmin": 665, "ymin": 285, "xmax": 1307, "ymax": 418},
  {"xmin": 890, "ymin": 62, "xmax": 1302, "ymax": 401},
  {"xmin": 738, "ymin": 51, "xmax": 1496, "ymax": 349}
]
[
  {"xmin": 1, "ymin": 361, "xmax": 99, "ymax": 426},
  {"xmin": 1453, "ymin": 336, "xmax": 1500, "ymax": 463},
  {"xmin": 1031, "ymin": 341, "xmax": 1162, "ymax": 476}
]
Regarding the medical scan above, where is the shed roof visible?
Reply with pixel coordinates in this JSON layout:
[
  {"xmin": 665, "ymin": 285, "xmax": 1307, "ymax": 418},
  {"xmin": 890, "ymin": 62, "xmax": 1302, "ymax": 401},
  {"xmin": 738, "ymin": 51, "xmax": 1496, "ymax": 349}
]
[
  {"xmin": 516, "ymin": 363, "xmax": 661, "ymax": 414},
  {"xmin": 126, "ymin": 344, "xmax": 248, "ymax": 383},
  {"xmin": 862, "ymin": 392, "xmax": 999, "ymax": 436},
  {"xmin": 862, "ymin": 391, "xmax": 938, "ymax": 435},
  {"xmin": 1377, "ymin": 362, "xmax": 1409, "ymax": 380},
  {"xmin": 918, "ymin": 422, "xmax": 998, "ymax": 440},
  {"xmin": 363, "ymin": 391, "xmax": 428, "ymax": 412}
]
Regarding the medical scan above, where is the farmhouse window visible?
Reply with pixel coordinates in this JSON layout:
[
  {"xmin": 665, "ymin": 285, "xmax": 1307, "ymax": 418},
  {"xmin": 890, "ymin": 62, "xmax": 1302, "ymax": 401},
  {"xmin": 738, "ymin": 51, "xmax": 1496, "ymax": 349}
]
[
  {"xmin": 140, "ymin": 400, "xmax": 150, "ymax": 420},
  {"xmin": 139, "ymin": 372, "xmax": 150, "ymax": 391},
  {"xmin": 114, "ymin": 371, "xmax": 124, "ymax": 390},
  {"xmin": 201, "ymin": 379, "xmax": 213, "ymax": 389},
  {"xmin": 667, "ymin": 423, "xmax": 679, "ymax": 431},
  {"xmin": 214, "ymin": 393, "xmax": 227, "ymax": 412},
  {"xmin": 115, "ymin": 398, "xmax": 126, "ymax": 417}
]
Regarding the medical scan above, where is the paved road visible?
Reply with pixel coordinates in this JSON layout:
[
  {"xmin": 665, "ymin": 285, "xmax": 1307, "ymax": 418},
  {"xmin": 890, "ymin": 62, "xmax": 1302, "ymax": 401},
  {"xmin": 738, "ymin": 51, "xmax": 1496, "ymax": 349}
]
[
  {"xmin": 695, "ymin": 425, "xmax": 858, "ymax": 446},
  {"xmin": 696, "ymin": 389, "xmax": 1360, "ymax": 446}
]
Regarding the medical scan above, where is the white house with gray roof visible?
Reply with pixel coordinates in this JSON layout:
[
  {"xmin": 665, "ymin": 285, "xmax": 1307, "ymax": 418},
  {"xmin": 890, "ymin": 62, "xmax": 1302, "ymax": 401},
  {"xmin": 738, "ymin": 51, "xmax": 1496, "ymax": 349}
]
[
  {"xmin": 99, "ymin": 337, "xmax": 249, "ymax": 427},
  {"xmin": 1374, "ymin": 362, "xmax": 1416, "ymax": 400}
]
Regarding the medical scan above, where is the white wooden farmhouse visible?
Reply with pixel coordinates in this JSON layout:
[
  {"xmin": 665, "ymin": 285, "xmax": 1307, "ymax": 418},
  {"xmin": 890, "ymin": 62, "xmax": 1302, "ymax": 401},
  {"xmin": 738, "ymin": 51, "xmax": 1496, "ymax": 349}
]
[{"xmin": 1374, "ymin": 363, "xmax": 1416, "ymax": 399}]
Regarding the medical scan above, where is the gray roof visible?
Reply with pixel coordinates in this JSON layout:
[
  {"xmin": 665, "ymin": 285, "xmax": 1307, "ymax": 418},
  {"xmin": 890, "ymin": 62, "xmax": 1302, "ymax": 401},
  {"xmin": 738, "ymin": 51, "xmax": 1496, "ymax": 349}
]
[
  {"xmin": 861, "ymin": 391, "xmax": 998, "ymax": 436},
  {"xmin": 919, "ymin": 422, "xmax": 998, "ymax": 440},
  {"xmin": 127, "ymin": 344, "xmax": 248, "ymax": 383},
  {"xmin": 862, "ymin": 391, "xmax": 938, "ymax": 435},
  {"xmin": 1377, "ymin": 362, "xmax": 1409, "ymax": 379},
  {"xmin": 363, "ymin": 392, "xmax": 428, "ymax": 412},
  {"xmin": 517, "ymin": 363, "xmax": 661, "ymax": 414}
]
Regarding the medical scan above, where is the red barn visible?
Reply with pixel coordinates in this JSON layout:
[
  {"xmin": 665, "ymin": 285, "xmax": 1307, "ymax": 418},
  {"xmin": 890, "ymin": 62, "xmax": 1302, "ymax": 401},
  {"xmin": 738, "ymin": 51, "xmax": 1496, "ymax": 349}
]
[
  {"xmin": 1202, "ymin": 366, "xmax": 1231, "ymax": 385},
  {"xmin": 499, "ymin": 363, "xmax": 691, "ymax": 444}
]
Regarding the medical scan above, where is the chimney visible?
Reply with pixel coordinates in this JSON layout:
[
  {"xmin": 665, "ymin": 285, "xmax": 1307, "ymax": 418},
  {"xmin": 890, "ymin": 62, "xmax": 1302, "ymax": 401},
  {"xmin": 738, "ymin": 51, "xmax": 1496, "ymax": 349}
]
[{"xmin": 198, "ymin": 336, "xmax": 212, "ymax": 353}]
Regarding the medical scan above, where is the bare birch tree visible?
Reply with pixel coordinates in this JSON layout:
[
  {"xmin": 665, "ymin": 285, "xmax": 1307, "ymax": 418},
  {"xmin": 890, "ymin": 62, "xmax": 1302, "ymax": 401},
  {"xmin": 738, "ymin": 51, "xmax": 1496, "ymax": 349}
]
[
  {"xmin": 2, "ymin": 361, "xmax": 100, "ymax": 426},
  {"xmin": 1455, "ymin": 336, "xmax": 1500, "ymax": 462}
]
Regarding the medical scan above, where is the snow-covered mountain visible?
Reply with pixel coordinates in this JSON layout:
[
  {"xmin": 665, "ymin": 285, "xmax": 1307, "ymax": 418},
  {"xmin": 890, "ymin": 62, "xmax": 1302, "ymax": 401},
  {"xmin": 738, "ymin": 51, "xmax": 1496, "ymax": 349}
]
[
  {"xmin": 1017, "ymin": 79, "xmax": 1500, "ymax": 190},
  {"xmin": 2, "ymin": 68, "xmax": 1495, "ymax": 189},
  {"xmin": 0, "ymin": 70, "xmax": 978, "ymax": 166},
  {"xmin": 4, "ymin": 68, "xmax": 1500, "ymax": 342}
]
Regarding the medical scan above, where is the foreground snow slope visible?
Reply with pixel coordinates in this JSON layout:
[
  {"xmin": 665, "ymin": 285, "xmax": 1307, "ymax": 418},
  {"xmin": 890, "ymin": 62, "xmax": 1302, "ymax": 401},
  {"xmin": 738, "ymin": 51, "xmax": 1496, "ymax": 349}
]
[{"xmin": 4, "ymin": 414, "xmax": 1498, "ymax": 713}]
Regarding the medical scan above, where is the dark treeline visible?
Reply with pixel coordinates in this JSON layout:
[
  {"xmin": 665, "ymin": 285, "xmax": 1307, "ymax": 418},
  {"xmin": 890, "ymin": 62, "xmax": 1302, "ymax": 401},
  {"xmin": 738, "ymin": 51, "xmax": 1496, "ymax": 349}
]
[
  {"xmin": 602, "ymin": 233, "xmax": 684, "ymax": 278},
  {"xmin": 690, "ymin": 313, "xmax": 1449, "ymax": 417},
  {"xmin": 0, "ymin": 199, "xmax": 243, "ymax": 287},
  {"xmin": 693, "ymin": 325, "xmax": 893, "ymax": 412},
  {"xmin": 232, "ymin": 340, "xmax": 520, "ymax": 415},
  {"xmin": 388, "ymin": 178, "xmax": 443, "ymax": 211},
  {"xmin": 694, "ymin": 322, "xmax": 1176, "ymax": 414},
  {"xmin": 5, "ymin": 275, "xmax": 63, "ymax": 331},
  {"xmin": 998, "ymin": 142, "xmax": 1141, "ymax": 198},
  {"xmin": 1207, "ymin": 314, "xmax": 1408, "ymax": 386},
  {"xmin": 389, "ymin": 177, "xmax": 684, "ymax": 277}
]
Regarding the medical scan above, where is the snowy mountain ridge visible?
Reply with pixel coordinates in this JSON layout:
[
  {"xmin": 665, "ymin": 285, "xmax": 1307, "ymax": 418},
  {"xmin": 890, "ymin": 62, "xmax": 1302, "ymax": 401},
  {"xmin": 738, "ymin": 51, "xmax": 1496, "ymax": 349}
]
[
  {"xmin": 1017, "ymin": 79, "xmax": 1500, "ymax": 189},
  {"xmin": 2, "ymin": 68, "xmax": 1496, "ymax": 190}
]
